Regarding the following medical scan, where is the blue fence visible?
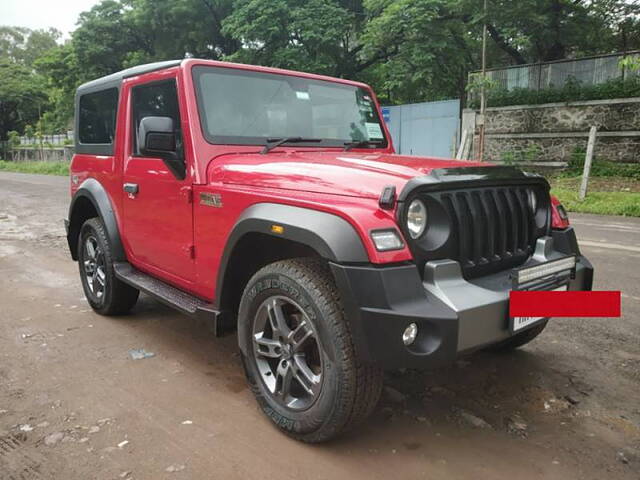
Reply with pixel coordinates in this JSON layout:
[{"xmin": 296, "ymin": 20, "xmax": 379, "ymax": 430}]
[{"xmin": 382, "ymin": 99, "xmax": 460, "ymax": 158}]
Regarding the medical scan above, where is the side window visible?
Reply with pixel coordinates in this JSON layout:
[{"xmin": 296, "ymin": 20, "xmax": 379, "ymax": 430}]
[
  {"xmin": 79, "ymin": 88, "xmax": 119, "ymax": 145},
  {"xmin": 132, "ymin": 80, "xmax": 182, "ymax": 157}
]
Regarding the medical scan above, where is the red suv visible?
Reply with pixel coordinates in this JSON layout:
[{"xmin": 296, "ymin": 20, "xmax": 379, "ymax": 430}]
[{"xmin": 65, "ymin": 59, "xmax": 593, "ymax": 442}]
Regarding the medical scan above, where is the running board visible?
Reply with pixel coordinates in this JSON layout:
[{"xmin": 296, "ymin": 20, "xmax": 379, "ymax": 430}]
[{"xmin": 113, "ymin": 262, "xmax": 226, "ymax": 335}]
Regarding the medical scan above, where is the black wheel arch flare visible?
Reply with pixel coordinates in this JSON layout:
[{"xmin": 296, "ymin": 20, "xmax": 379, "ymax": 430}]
[
  {"xmin": 213, "ymin": 203, "xmax": 369, "ymax": 309},
  {"xmin": 67, "ymin": 178, "xmax": 125, "ymax": 262}
]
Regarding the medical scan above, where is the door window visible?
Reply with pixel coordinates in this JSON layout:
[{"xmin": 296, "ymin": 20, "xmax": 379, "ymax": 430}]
[{"xmin": 131, "ymin": 80, "xmax": 183, "ymax": 157}]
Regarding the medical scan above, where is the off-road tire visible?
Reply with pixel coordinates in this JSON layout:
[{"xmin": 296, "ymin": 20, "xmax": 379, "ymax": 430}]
[
  {"xmin": 77, "ymin": 217, "xmax": 139, "ymax": 315},
  {"xmin": 490, "ymin": 320, "xmax": 548, "ymax": 352},
  {"xmin": 238, "ymin": 258, "xmax": 383, "ymax": 443}
]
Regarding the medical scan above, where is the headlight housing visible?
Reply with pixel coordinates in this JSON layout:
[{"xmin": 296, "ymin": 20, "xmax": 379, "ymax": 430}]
[{"xmin": 406, "ymin": 199, "xmax": 427, "ymax": 239}]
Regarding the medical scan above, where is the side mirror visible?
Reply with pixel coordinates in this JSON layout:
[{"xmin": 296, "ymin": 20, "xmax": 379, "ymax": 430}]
[
  {"xmin": 138, "ymin": 116, "xmax": 176, "ymax": 154},
  {"xmin": 138, "ymin": 116, "xmax": 185, "ymax": 179}
]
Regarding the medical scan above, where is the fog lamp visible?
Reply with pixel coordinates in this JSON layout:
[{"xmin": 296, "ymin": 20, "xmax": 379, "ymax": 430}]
[{"xmin": 402, "ymin": 323, "xmax": 418, "ymax": 346}]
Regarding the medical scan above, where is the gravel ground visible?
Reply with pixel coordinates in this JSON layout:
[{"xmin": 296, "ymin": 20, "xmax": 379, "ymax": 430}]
[{"xmin": 0, "ymin": 171, "xmax": 638, "ymax": 480}]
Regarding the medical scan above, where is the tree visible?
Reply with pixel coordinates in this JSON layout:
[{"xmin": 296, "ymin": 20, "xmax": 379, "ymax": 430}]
[
  {"xmin": 361, "ymin": 0, "xmax": 480, "ymax": 103},
  {"xmin": 0, "ymin": 63, "xmax": 48, "ymax": 140},
  {"xmin": 0, "ymin": 26, "xmax": 60, "ymax": 67},
  {"xmin": 221, "ymin": 0, "xmax": 389, "ymax": 79}
]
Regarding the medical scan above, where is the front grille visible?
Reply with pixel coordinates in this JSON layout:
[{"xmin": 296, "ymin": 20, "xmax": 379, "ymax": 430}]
[
  {"xmin": 442, "ymin": 186, "xmax": 536, "ymax": 269},
  {"xmin": 404, "ymin": 183, "xmax": 550, "ymax": 279}
]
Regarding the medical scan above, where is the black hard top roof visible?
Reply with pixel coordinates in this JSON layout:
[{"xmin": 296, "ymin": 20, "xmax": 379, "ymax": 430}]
[{"xmin": 76, "ymin": 60, "xmax": 182, "ymax": 95}]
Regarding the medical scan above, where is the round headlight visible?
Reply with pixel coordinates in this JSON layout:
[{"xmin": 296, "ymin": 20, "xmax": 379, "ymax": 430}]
[{"xmin": 407, "ymin": 199, "xmax": 427, "ymax": 239}]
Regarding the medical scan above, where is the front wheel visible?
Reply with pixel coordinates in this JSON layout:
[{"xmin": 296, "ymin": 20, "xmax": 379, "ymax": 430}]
[{"xmin": 238, "ymin": 258, "xmax": 383, "ymax": 443}]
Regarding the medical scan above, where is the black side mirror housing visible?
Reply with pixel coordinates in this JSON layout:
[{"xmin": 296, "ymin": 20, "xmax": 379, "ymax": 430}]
[{"xmin": 138, "ymin": 116, "xmax": 185, "ymax": 179}]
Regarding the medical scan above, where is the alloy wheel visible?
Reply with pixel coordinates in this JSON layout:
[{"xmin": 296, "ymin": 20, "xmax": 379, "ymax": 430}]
[
  {"xmin": 83, "ymin": 235, "xmax": 106, "ymax": 299},
  {"xmin": 252, "ymin": 296, "xmax": 323, "ymax": 410}
]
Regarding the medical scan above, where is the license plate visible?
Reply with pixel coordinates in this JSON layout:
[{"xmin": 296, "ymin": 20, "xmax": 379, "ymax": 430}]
[{"xmin": 510, "ymin": 285, "xmax": 568, "ymax": 333}]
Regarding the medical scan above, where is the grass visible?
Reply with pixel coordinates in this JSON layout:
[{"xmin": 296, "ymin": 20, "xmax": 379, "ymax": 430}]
[
  {"xmin": 0, "ymin": 160, "xmax": 69, "ymax": 176},
  {"xmin": 550, "ymin": 176, "xmax": 640, "ymax": 217}
]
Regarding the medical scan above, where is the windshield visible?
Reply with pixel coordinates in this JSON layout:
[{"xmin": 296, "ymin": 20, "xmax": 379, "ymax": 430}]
[{"xmin": 193, "ymin": 66, "xmax": 388, "ymax": 148}]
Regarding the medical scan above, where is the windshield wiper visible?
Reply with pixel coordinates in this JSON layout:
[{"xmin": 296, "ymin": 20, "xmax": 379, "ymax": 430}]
[
  {"xmin": 260, "ymin": 137, "xmax": 321, "ymax": 154},
  {"xmin": 343, "ymin": 140, "xmax": 384, "ymax": 151}
]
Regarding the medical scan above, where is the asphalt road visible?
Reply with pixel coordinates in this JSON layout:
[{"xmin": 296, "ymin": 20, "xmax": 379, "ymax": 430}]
[{"xmin": 0, "ymin": 171, "xmax": 638, "ymax": 480}]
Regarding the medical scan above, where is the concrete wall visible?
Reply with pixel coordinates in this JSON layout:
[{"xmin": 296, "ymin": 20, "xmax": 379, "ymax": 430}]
[{"xmin": 469, "ymin": 97, "xmax": 640, "ymax": 165}]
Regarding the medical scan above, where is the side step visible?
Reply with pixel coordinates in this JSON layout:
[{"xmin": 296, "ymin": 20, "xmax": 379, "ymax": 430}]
[{"xmin": 113, "ymin": 262, "xmax": 226, "ymax": 335}]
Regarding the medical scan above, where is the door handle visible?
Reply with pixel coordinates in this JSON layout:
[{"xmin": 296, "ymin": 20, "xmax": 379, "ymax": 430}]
[{"xmin": 123, "ymin": 183, "xmax": 139, "ymax": 195}]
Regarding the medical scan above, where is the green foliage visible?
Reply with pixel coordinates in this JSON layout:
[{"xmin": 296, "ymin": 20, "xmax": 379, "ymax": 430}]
[
  {"xmin": 563, "ymin": 147, "xmax": 640, "ymax": 180},
  {"xmin": 222, "ymin": 0, "xmax": 371, "ymax": 79},
  {"xmin": 2, "ymin": 0, "xmax": 640, "ymax": 135},
  {"xmin": 7, "ymin": 131, "xmax": 20, "ymax": 147},
  {"xmin": 469, "ymin": 76, "xmax": 640, "ymax": 108},
  {"xmin": 0, "ymin": 26, "xmax": 60, "ymax": 67},
  {"xmin": 551, "ymin": 187, "xmax": 640, "ymax": 217},
  {"xmin": 0, "ymin": 160, "xmax": 69, "ymax": 176},
  {"xmin": 500, "ymin": 144, "xmax": 542, "ymax": 165},
  {"xmin": 0, "ymin": 63, "xmax": 48, "ymax": 140},
  {"xmin": 619, "ymin": 55, "xmax": 640, "ymax": 73}
]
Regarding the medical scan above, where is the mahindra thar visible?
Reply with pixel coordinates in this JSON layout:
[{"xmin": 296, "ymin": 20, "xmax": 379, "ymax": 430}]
[{"xmin": 65, "ymin": 59, "xmax": 593, "ymax": 442}]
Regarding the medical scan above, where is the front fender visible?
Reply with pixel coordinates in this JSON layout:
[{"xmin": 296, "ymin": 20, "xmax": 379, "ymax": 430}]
[{"xmin": 214, "ymin": 203, "xmax": 369, "ymax": 303}]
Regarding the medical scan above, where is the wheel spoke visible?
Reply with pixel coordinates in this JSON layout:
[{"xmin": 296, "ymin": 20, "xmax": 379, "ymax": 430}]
[
  {"xmin": 276, "ymin": 361, "xmax": 293, "ymax": 399},
  {"xmin": 293, "ymin": 354, "xmax": 321, "ymax": 395},
  {"xmin": 95, "ymin": 268, "xmax": 106, "ymax": 287},
  {"xmin": 83, "ymin": 259, "xmax": 94, "ymax": 275},
  {"xmin": 253, "ymin": 333, "xmax": 282, "ymax": 359},
  {"xmin": 267, "ymin": 299, "xmax": 290, "ymax": 338},
  {"xmin": 289, "ymin": 320, "xmax": 314, "ymax": 353},
  {"xmin": 85, "ymin": 239, "xmax": 96, "ymax": 259}
]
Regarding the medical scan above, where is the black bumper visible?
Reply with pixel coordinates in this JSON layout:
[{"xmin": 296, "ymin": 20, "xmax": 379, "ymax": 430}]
[{"xmin": 331, "ymin": 227, "xmax": 593, "ymax": 370}]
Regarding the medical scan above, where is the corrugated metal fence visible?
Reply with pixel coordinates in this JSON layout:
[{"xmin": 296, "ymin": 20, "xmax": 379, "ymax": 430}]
[{"xmin": 468, "ymin": 50, "xmax": 640, "ymax": 103}]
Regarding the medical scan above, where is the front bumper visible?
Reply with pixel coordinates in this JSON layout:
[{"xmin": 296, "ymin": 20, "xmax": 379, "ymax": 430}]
[{"xmin": 331, "ymin": 227, "xmax": 593, "ymax": 370}]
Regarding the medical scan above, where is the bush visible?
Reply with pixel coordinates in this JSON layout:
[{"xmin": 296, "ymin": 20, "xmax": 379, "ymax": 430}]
[
  {"xmin": 563, "ymin": 146, "xmax": 640, "ymax": 180},
  {"xmin": 469, "ymin": 76, "xmax": 640, "ymax": 109}
]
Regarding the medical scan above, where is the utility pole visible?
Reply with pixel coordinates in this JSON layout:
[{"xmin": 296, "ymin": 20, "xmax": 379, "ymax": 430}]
[{"xmin": 477, "ymin": 0, "xmax": 488, "ymax": 161}]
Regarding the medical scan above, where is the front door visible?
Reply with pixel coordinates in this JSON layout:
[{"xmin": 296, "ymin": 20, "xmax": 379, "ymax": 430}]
[{"xmin": 122, "ymin": 78, "xmax": 194, "ymax": 283}]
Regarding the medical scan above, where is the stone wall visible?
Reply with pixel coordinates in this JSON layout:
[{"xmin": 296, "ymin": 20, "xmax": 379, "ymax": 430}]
[{"xmin": 468, "ymin": 97, "xmax": 640, "ymax": 165}]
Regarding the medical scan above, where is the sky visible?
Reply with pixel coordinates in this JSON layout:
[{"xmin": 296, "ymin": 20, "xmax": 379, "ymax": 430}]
[{"xmin": 0, "ymin": 0, "xmax": 100, "ymax": 39}]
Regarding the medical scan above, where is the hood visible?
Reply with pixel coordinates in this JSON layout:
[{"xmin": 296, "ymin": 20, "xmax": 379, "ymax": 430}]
[{"xmin": 211, "ymin": 151, "xmax": 489, "ymax": 199}]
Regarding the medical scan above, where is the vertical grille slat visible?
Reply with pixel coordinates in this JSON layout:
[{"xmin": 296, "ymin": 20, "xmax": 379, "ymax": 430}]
[
  {"xmin": 454, "ymin": 192, "xmax": 474, "ymax": 266},
  {"xmin": 465, "ymin": 191, "xmax": 485, "ymax": 264},
  {"xmin": 481, "ymin": 191, "xmax": 498, "ymax": 261},
  {"xmin": 505, "ymin": 188, "xmax": 521, "ymax": 252},
  {"xmin": 490, "ymin": 190, "xmax": 507, "ymax": 257},
  {"xmin": 515, "ymin": 188, "xmax": 531, "ymax": 251}
]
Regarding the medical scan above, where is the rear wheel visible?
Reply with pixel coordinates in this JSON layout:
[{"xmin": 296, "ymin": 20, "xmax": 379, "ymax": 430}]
[
  {"xmin": 238, "ymin": 258, "xmax": 383, "ymax": 443},
  {"xmin": 77, "ymin": 217, "xmax": 139, "ymax": 315}
]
